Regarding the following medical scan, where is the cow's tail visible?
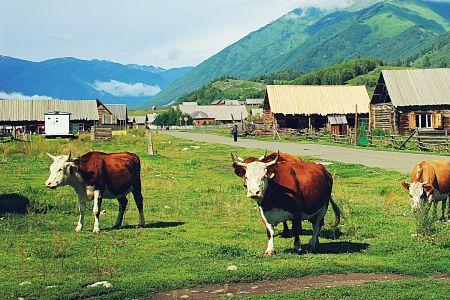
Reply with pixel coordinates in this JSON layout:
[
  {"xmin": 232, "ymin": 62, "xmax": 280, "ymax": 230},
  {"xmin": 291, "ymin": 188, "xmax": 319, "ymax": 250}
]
[{"xmin": 329, "ymin": 197, "xmax": 341, "ymax": 227}]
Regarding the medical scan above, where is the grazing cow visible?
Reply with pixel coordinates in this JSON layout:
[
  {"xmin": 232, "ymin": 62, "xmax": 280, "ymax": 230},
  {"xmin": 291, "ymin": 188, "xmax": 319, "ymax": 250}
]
[
  {"xmin": 232, "ymin": 152, "xmax": 340, "ymax": 255},
  {"xmin": 45, "ymin": 151, "xmax": 145, "ymax": 232},
  {"xmin": 402, "ymin": 160, "xmax": 450, "ymax": 221}
]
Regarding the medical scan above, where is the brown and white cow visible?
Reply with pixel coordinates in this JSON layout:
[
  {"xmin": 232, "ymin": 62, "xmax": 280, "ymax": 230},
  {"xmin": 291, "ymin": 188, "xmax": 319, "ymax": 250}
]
[
  {"xmin": 45, "ymin": 151, "xmax": 145, "ymax": 232},
  {"xmin": 232, "ymin": 152, "xmax": 340, "ymax": 255},
  {"xmin": 402, "ymin": 160, "xmax": 450, "ymax": 221}
]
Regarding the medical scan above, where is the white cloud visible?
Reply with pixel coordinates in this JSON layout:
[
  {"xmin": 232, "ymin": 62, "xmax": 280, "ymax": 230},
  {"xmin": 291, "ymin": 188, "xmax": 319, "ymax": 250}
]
[
  {"xmin": 94, "ymin": 80, "xmax": 161, "ymax": 97},
  {"xmin": 0, "ymin": 91, "xmax": 54, "ymax": 100}
]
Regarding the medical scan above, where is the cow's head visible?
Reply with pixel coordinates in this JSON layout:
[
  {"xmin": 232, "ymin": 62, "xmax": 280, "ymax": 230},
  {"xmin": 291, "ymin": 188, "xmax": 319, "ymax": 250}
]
[
  {"xmin": 45, "ymin": 152, "xmax": 77, "ymax": 189},
  {"xmin": 401, "ymin": 181, "xmax": 434, "ymax": 212},
  {"xmin": 231, "ymin": 152, "xmax": 279, "ymax": 201}
]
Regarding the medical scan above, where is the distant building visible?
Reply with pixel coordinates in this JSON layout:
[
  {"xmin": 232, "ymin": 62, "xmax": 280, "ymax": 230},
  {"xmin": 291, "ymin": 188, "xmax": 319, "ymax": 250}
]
[
  {"xmin": 190, "ymin": 111, "xmax": 215, "ymax": 126},
  {"xmin": 0, "ymin": 99, "xmax": 109, "ymax": 133},
  {"xmin": 251, "ymin": 108, "xmax": 263, "ymax": 117},
  {"xmin": 179, "ymin": 102, "xmax": 247, "ymax": 124},
  {"xmin": 263, "ymin": 85, "xmax": 370, "ymax": 134},
  {"xmin": 146, "ymin": 113, "xmax": 158, "ymax": 125},
  {"xmin": 105, "ymin": 104, "xmax": 128, "ymax": 128},
  {"xmin": 246, "ymin": 98, "xmax": 264, "ymax": 106},
  {"xmin": 371, "ymin": 68, "xmax": 450, "ymax": 134},
  {"xmin": 128, "ymin": 115, "xmax": 148, "ymax": 128},
  {"xmin": 210, "ymin": 99, "xmax": 240, "ymax": 106}
]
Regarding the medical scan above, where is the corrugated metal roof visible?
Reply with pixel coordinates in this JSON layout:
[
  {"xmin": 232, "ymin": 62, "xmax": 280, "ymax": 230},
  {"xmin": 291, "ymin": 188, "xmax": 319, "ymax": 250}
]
[
  {"xmin": 382, "ymin": 68, "xmax": 450, "ymax": 107},
  {"xmin": 328, "ymin": 115, "xmax": 348, "ymax": 125},
  {"xmin": 105, "ymin": 104, "xmax": 127, "ymax": 121},
  {"xmin": 266, "ymin": 85, "xmax": 370, "ymax": 116},
  {"xmin": 0, "ymin": 99, "xmax": 99, "ymax": 121},
  {"xmin": 179, "ymin": 102, "xmax": 248, "ymax": 121},
  {"xmin": 190, "ymin": 111, "xmax": 210, "ymax": 119}
]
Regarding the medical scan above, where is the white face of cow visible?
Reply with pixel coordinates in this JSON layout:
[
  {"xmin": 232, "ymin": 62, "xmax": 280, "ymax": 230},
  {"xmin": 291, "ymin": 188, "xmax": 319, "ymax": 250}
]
[
  {"xmin": 245, "ymin": 162, "xmax": 271, "ymax": 199},
  {"xmin": 45, "ymin": 153, "xmax": 76, "ymax": 189},
  {"xmin": 402, "ymin": 181, "xmax": 434, "ymax": 212},
  {"xmin": 232, "ymin": 153, "xmax": 278, "ymax": 201}
]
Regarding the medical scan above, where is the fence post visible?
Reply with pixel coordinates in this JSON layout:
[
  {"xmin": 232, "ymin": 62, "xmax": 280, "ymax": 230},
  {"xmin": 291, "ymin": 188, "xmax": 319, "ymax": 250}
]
[
  {"xmin": 446, "ymin": 129, "xmax": 448, "ymax": 152},
  {"xmin": 146, "ymin": 130, "xmax": 156, "ymax": 155}
]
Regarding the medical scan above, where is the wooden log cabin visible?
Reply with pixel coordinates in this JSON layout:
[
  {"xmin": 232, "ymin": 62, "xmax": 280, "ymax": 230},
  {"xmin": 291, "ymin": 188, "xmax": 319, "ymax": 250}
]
[
  {"xmin": 263, "ymin": 85, "xmax": 370, "ymax": 134},
  {"xmin": 371, "ymin": 68, "xmax": 450, "ymax": 134}
]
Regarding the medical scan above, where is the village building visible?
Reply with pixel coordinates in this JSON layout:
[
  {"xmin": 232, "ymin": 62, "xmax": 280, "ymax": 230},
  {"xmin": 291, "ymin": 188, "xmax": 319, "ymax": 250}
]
[
  {"xmin": 246, "ymin": 98, "xmax": 264, "ymax": 106},
  {"xmin": 128, "ymin": 115, "xmax": 148, "ymax": 128},
  {"xmin": 105, "ymin": 104, "xmax": 128, "ymax": 128},
  {"xmin": 370, "ymin": 68, "xmax": 450, "ymax": 134},
  {"xmin": 179, "ymin": 102, "xmax": 248, "ymax": 124},
  {"xmin": 210, "ymin": 99, "xmax": 240, "ymax": 106},
  {"xmin": 190, "ymin": 111, "xmax": 216, "ymax": 125},
  {"xmin": 146, "ymin": 113, "xmax": 158, "ymax": 126},
  {"xmin": 0, "ymin": 99, "xmax": 111, "ymax": 134},
  {"xmin": 263, "ymin": 85, "xmax": 370, "ymax": 134}
]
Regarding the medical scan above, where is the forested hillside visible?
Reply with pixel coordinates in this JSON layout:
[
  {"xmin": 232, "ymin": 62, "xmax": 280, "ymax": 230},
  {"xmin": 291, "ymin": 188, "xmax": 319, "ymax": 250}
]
[{"xmin": 148, "ymin": 0, "xmax": 450, "ymax": 107}]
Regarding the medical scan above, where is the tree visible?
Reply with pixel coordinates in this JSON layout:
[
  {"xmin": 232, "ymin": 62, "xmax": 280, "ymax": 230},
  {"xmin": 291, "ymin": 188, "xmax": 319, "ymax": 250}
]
[{"xmin": 153, "ymin": 108, "xmax": 192, "ymax": 126}]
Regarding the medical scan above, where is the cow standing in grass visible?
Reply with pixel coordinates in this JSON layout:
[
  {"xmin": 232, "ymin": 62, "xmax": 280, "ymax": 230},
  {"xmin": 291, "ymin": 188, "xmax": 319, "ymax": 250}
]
[
  {"xmin": 232, "ymin": 152, "xmax": 341, "ymax": 255},
  {"xmin": 402, "ymin": 160, "xmax": 450, "ymax": 221},
  {"xmin": 45, "ymin": 151, "xmax": 145, "ymax": 232}
]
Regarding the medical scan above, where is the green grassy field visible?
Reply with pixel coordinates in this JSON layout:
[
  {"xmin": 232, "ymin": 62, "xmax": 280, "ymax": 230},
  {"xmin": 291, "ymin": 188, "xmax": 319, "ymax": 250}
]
[{"xmin": 0, "ymin": 132, "xmax": 449, "ymax": 299}]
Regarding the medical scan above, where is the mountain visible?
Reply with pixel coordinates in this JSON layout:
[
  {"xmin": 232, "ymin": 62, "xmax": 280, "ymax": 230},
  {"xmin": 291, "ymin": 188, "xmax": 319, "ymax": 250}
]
[
  {"xmin": 0, "ymin": 56, "xmax": 192, "ymax": 106},
  {"xmin": 412, "ymin": 32, "xmax": 450, "ymax": 67},
  {"xmin": 148, "ymin": 0, "xmax": 450, "ymax": 107}
]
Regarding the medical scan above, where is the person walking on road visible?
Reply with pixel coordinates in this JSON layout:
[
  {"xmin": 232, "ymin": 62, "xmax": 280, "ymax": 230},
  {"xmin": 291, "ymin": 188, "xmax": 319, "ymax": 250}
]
[{"xmin": 232, "ymin": 124, "xmax": 238, "ymax": 142}]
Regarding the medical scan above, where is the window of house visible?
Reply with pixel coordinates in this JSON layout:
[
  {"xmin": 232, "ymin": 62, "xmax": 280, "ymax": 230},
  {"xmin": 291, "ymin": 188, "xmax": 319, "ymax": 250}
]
[{"xmin": 415, "ymin": 114, "xmax": 433, "ymax": 128}]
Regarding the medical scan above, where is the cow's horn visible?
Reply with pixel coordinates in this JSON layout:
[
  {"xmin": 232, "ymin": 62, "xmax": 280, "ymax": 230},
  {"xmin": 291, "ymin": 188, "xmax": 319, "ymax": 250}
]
[
  {"xmin": 265, "ymin": 151, "xmax": 279, "ymax": 167},
  {"xmin": 259, "ymin": 150, "xmax": 268, "ymax": 161},
  {"xmin": 46, "ymin": 152, "xmax": 56, "ymax": 160},
  {"xmin": 231, "ymin": 153, "xmax": 247, "ymax": 167}
]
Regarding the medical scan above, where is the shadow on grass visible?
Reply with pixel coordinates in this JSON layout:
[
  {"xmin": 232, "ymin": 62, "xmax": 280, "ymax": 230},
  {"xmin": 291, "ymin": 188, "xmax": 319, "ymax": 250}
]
[
  {"xmin": 0, "ymin": 193, "xmax": 29, "ymax": 215},
  {"xmin": 283, "ymin": 241, "xmax": 369, "ymax": 255},
  {"xmin": 278, "ymin": 228, "xmax": 342, "ymax": 240},
  {"xmin": 109, "ymin": 221, "xmax": 186, "ymax": 231}
]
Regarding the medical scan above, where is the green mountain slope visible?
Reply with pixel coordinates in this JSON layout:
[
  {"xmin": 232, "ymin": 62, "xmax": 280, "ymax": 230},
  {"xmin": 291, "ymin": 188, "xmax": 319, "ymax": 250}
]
[
  {"xmin": 148, "ymin": 0, "xmax": 450, "ymax": 107},
  {"xmin": 179, "ymin": 57, "xmax": 384, "ymax": 105},
  {"xmin": 413, "ymin": 32, "xmax": 450, "ymax": 67}
]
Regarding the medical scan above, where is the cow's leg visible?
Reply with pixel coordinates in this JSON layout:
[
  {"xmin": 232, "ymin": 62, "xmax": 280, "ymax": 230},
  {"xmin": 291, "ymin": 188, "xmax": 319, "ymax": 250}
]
[
  {"xmin": 292, "ymin": 217, "xmax": 303, "ymax": 253},
  {"xmin": 113, "ymin": 196, "xmax": 128, "ymax": 229},
  {"xmin": 259, "ymin": 208, "xmax": 275, "ymax": 255},
  {"xmin": 309, "ymin": 206, "xmax": 327, "ymax": 252},
  {"xmin": 75, "ymin": 201, "xmax": 86, "ymax": 232},
  {"xmin": 281, "ymin": 221, "xmax": 290, "ymax": 237},
  {"xmin": 131, "ymin": 181, "xmax": 145, "ymax": 227},
  {"xmin": 92, "ymin": 190, "xmax": 103, "ymax": 233}
]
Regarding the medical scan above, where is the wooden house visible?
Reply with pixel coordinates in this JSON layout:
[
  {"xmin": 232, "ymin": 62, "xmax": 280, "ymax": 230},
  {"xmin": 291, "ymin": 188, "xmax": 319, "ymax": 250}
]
[
  {"xmin": 179, "ymin": 102, "xmax": 248, "ymax": 124},
  {"xmin": 105, "ymin": 104, "xmax": 128, "ymax": 128},
  {"xmin": 0, "ymin": 99, "xmax": 106, "ymax": 133},
  {"xmin": 371, "ymin": 68, "xmax": 450, "ymax": 134},
  {"xmin": 263, "ymin": 85, "xmax": 370, "ymax": 133}
]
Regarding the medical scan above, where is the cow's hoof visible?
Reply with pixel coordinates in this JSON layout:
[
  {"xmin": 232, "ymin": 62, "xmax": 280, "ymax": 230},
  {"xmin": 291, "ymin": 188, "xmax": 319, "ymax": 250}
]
[
  {"xmin": 294, "ymin": 248, "xmax": 306, "ymax": 255},
  {"xmin": 92, "ymin": 228, "xmax": 100, "ymax": 233},
  {"xmin": 74, "ymin": 226, "xmax": 82, "ymax": 232},
  {"xmin": 264, "ymin": 250, "xmax": 275, "ymax": 256}
]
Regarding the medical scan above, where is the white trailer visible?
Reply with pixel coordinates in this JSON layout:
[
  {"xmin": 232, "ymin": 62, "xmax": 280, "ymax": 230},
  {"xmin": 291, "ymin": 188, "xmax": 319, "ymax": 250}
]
[{"xmin": 44, "ymin": 111, "xmax": 73, "ymax": 138}]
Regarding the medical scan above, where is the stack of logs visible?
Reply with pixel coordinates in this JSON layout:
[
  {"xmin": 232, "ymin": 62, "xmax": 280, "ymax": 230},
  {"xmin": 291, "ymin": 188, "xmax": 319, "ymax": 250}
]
[{"xmin": 91, "ymin": 126, "xmax": 112, "ymax": 141}]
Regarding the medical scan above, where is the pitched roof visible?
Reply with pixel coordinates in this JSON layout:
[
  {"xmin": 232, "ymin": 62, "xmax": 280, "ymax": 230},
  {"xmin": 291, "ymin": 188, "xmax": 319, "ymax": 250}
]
[
  {"xmin": 246, "ymin": 98, "xmax": 264, "ymax": 105},
  {"xmin": 381, "ymin": 68, "xmax": 450, "ymax": 107},
  {"xmin": 190, "ymin": 111, "xmax": 211, "ymax": 119},
  {"xmin": 133, "ymin": 115, "xmax": 147, "ymax": 124},
  {"xmin": 146, "ymin": 113, "xmax": 158, "ymax": 123},
  {"xmin": 179, "ymin": 102, "xmax": 248, "ymax": 121},
  {"xmin": 266, "ymin": 85, "xmax": 370, "ymax": 116},
  {"xmin": 0, "ymin": 99, "xmax": 99, "ymax": 121},
  {"xmin": 105, "ymin": 104, "xmax": 127, "ymax": 121},
  {"xmin": 251, "ymin": 108, "xmax": 263, "ymax": 116}
]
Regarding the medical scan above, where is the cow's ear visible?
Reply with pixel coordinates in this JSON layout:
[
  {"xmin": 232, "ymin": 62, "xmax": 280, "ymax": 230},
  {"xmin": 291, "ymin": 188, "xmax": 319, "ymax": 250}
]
[
  {"xmin": 67, "ymin": 162, "xmax": 77, "ymax": 175},
  {"xmin": 267, "ymin": 167, "xmax": 276, "ymax": 179},
  {"xmin": 233, "ymin": 163, "xmax": 246, "ymax": 178},
  {"xmin": 423, "ymin": 185, "xmax": 434, "ymax": 195},
  {"xmin": 401, "ymin": 182, "xmax": 410, "ymax": 190}
]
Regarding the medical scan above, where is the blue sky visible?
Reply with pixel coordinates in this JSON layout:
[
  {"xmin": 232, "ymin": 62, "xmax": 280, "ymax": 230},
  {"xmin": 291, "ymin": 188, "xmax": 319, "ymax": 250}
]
[{"xmin": 0, "ymin": 0, "xmax": 358, "ymax": 68}]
